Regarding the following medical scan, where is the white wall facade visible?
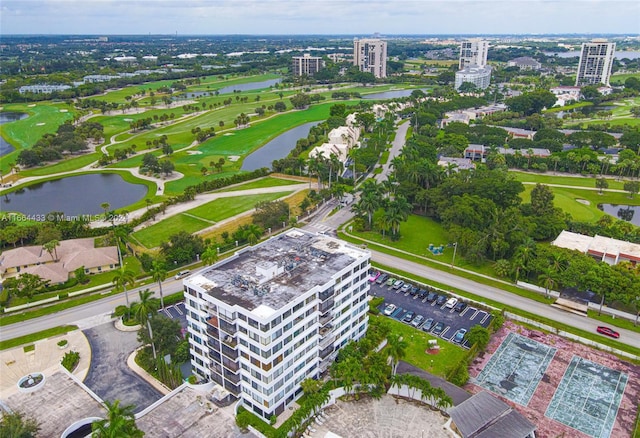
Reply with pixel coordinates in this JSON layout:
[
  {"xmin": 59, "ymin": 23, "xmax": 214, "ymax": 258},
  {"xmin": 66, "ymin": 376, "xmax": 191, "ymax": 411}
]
[
  {"xmin": 576, "ymin": 40, "xmax": 616, "ymax": 86},
  {"xmin": 353, "ymin": 39, "xmax": 387, "ymax": 78}
]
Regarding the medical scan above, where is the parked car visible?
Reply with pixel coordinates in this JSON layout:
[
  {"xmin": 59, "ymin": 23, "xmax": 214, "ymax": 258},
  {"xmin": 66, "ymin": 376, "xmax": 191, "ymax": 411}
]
[
  {"xmin": 436, "ymin": 295, "xmax": 448, "ymax": 306},
  {"xmin": 175, "ymin": 270, "xmax": 191, "ymax": 279},
  {"xmin": 453, "ymin": 328, "xmax": 467, "ymax": 343},
  {"xmin": 445, "ymin": 297, "xmax": 459, "ymax": 309},
  {"xmin": 376, "ymin": 274, "xmax": 389, "ymax": 284},
  {"xmin": 454, "ymin": 301, "xmax": 468, "ymax": 312},
  {"xmin": 421, "ymin": 318, "xmax": 434, "ymax": 331},
  {"xmin": 403, "ymin": 311, "xmax": 415, "ymax": 323},
  {"xmin": 409, "ymin": 286, "xmax": 419, "ymax": 295},
  {"xmin": 426, "ymin": 292, "xmax": 438, "ymax": 302},
  {"xmin": 418, "ymin": 289, "xmax": 428, "ymax": 299},
  {"xmin": 400, "ymin": 283, "xmax": 411, "ymax": 293},
  {"xmin": 369, "ymin": 271, "xmax": 381, "ymax": 282},
  {"xmin": 383, "ymin": 304, "xmax": 397, "ymax": 316},
  {"xmin": 386, "ymin": 277, "xmax": 396, "ymax": 286},
  {"xmin": 432, "ymin": 321, "xmax": 445, "ymax": 335},
  {"xmin": 596, "ymin": 326, "xmax": 620, "ymax": 339},
  {"xmin": 392, "ymin": 280, "xmax": 405, "ymax": 290},
  {"xmin": 411, "ymin": 315, "xmax": 425, "ymax": 327}
]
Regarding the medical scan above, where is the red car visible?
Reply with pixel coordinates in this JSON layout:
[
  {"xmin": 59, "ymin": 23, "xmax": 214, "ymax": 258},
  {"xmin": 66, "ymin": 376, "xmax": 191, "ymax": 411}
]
[{"xmin": 596, "ymin": 326, "xmax": 620, "ymax": 339}]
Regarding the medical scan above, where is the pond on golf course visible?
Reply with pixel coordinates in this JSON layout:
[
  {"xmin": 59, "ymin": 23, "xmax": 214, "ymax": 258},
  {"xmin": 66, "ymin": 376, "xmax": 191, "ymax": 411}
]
[
  {"xmin": 0, "ymin": 112, "xmax": 29, "ymax": 156},
  {"xmin": 182, "ymin": 78, "xmax": 282, "ymax": 98},
  {"xmin": 1, "ymin": 173, "xmax": 148, "ymax": 217},
  {"xmin": 598, "ymin": 204, "xmax": 640, "ymax": 226},
  {"xmin": 241, "ymin": 121, "xmax": 319, "ymax": 171}
]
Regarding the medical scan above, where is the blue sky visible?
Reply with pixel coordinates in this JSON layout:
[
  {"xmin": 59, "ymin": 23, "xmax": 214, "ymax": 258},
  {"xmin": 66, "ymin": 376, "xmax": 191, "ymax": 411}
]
[{"xmin": 2, "ymin": 0, "xmax": 639, "ymax": 35}]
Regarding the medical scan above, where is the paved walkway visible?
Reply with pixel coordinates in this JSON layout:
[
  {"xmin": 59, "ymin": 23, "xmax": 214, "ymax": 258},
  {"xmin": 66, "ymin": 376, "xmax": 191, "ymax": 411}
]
[{"xmin": 0, "ymin": 329, "xmax": 92, "ymax": 398}]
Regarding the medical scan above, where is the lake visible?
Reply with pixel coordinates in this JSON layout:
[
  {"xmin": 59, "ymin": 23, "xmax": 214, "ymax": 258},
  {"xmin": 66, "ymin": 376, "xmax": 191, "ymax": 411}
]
[
  {"xmin": 241, "ymin": 121, "xmax": 319, "ymax": 171},
  {"xmin": 1, "ymin": 173, "xmax": 148, "ymax": 217},
  {"xmin": 598, "ymin": 204, "xmax": 640, "ymax": 226},
  {"xmin": 362, "ymin": 89, "xmax": 427, "ymax": 100},
  {"xmin": 0, "ymin": 112, "xmax": 29, "ymax": 156},
  {"xmin": 544, "ymin": 51, "xmax": 640, "ymax": 60},
  {"xmin": 183, "ymin": 78, "xmax": 282, "ymax": 98}
]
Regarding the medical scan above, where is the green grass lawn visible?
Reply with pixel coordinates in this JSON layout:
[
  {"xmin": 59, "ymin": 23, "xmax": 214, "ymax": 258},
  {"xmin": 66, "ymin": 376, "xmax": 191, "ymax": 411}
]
[
  {"xmin": 0, "ymin": 325, "xmax": 78, "ymax": 351},
  {"xmin": 0, "ymin": 102, "xmax": 76, "ymax": 173},
  {"xmin": 132, "ymin": 191, "xmax": 292, "ymax": 248},
  {"xmin": 222, "ymin": 176, "xmax": 301, "ymax": 192},
  {"xmin": 187, "ymin": 191, "xmax": 293, "ymax": 222},
  {"xmin": 132, "ymin": 214, "xmax": 212, "ymax": 248},
  {"xmin": 20, "ymin": 153, "xmax": 100, "ymax": 177},
  {"xmin": 512, "ymin": 171, "xmax": 626, "ymax": 191},
  {"xmin": 610, "ymin": 72, "xmax": 640, "ymax": 85},
  {"xmin": 373, "ymin": 315, "xmax": 467, "ymax": 377},
  {"xmin": 521, "ymin": 184, "xmax": 640, "ymax": 222}
]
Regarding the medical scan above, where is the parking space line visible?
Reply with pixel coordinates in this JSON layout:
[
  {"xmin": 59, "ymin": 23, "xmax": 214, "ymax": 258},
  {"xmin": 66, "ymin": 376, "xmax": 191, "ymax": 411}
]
[
  {"xmin": 472, "ymin": 310, "xmax": 487, "ymax": 322},
  {"xmin": 480, "ymin": 313, "xmax": 490, "ymax": 324},
  {"xmin": 440, "ymin": 326, "xmax": 451, "ymax": 338}
]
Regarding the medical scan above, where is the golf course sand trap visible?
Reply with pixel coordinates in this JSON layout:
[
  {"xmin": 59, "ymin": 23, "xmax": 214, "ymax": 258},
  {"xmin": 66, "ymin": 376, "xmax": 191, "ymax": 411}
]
[
  {"xmin": 124, "ymin": 118, "xmax": 133, "ymax": 121},
  {"xmin": 60, "ymin": 109, "xmax": 68, "ymax": 112},
  {"xmin": 187, "ymin": 151, "xmax": 203, "ymax": 155},
  {"xmin": 227, "ymin": 155, "xmax": 240, "ymax": 162},
  {"xmin": 223, "ymin": 133, "xmax": 235, "ymax": 136},
  {"xmin": 36, "ymin": 123, "xmax": 45, "ymax": 126},
  {"xmin": 28, "ymin": 104, "xmax": 36, "ymax": 107},
  {"xmin": 576, "ymin": 199, "xmax": 590, "ymax": 205}
]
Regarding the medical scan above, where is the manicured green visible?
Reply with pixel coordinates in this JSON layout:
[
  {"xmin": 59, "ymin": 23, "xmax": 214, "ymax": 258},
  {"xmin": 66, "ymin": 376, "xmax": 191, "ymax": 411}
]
[
  {"xmin": 0, "ymin": 325, "xmax": 78, "ymax": 350},
  {"xmin": 544, "ymin": 101, "xmax": 593, "ymax": 113},
  {"xmin": 374, "ymin": 315, "xmax": 467, "ymax": 376},
  {"xmin": 512, "ymin": 171, "xmax": 626, "ymax": 191},
  {"xmin": 132, "ymin": 190, "xmax": 292, "ymax": 248},
  {"xmin": 132, "ymin": 214, "xmax": 212, "ymax": 248},
  {"xmin": 222, "ymin": 177, "xmax": 301, "ymax": 192},
  {"xmin": 521, "ymin": 184, "xmax": 640, "ymax": 222},
  {"xmin": 187, "ymin": 191, "xmax": 293, "ymax": 221},
  {"xmin": 610, "ymin": 72, "xmax": 640, "ymax": 85}
]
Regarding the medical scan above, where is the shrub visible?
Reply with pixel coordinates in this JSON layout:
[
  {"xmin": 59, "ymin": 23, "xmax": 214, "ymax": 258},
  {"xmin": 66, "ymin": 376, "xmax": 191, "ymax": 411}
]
[
  {"xmin": 188, "ymin": 375, "xmax": 197, "ymax": 384},
  {"xmin": 368, "ymin": 296, "xmax": 384, "ymax": 314},
  {"xmin": 447, "ymin": 363, "xmax": 469, "ymax": 386},
  {"xmin": 269, "ymin": 415, "xmax": 277, "ymax": 426},
  {"xmin": 112, "ymin": 305, "xmax": 128, "ymax": 318},
  {"xmin": 57, "ymin": 339, "xmax": 68, "ymax": 347},
  {"xmin": 61, "ymin": 351, "xmax": 80, "ymax": 371}
]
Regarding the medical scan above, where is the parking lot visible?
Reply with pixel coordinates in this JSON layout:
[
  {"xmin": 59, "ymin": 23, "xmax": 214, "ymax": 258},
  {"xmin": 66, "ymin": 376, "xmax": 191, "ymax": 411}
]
[{"xmin": 369, "ymin": 272, "xmax": 493, "ymax": 349}]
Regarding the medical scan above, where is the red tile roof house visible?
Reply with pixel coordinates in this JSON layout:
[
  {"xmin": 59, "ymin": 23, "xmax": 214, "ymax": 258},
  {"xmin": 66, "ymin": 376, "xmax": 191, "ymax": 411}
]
[{"xmin": 0, "ymin": 238, "xmax": 118, "ymax": 284}]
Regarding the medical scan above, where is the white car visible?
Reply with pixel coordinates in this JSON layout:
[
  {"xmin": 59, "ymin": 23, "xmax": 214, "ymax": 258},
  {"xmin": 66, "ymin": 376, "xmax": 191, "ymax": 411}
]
[
  {"xmin": 383, "ymin": 304, "xmax": 397, "ymax": 316},
  {"xmin": 444, "ymin": 297, "xmax": 458, "ymax": 309},
  {"xmin": 175, "ymin": 270, "xmax": 191, "ymax": 280}
]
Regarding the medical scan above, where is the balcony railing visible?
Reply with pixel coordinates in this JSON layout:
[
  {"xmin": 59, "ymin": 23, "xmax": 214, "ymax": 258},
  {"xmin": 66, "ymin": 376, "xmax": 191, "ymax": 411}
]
[
  {"xmin": 221, "ymin": 344, "xmax": 238, "ymax": 360},
  {"xmin": 221, "ymin": 335, "xmax": 237, "ymax": 348},
  {"xmin": 318, "ymin": 334, "xmax": 335, "ymax": 350},
  {"xmin": 319, "ymin": 314, "xmax": 333, "ymax": 326}
]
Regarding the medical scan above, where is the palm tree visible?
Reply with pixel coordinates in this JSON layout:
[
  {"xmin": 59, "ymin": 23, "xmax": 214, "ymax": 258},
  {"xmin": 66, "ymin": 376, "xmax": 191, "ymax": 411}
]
[
  {"xmin": 201, "ymin": 246, "xmax": 219, "ymax": 266},
  {"xmin": 243, "ymin": 224, "xmax": 263, "ymax": 245},
  {"xmin": 150, "ymin": 260, "xmax": 167, "ymax": 309},
  {"xmin": 538, "ymin": 267, "xmax": 556, "ymax": 299},
  {"xmin": 112, "ymin": 269, "xmax": 135, "ymax": 318},
  {"xmin": 132, "ymin": 289, "xmax": 160, "ymax": 326},
  {"xmin": 387, "ymin": 334, "xmax": 408, "ymax": 375},
  {"xmin": 357, "ymin": 192, "xmax": 379, "ymax": 229},
  {"xmin": 0, "ymin": 411, "xmax": 40, "ymax": 438},
  {"xmin": 92, "ymin": 400, "xmax": 143, "ymax": 438},
  {"xmin": 42, "ymin": 240, "xmax": 60, "ymax": 262},
  {"xmin": 100, "ymin": 202, "xmax": 110, "ymax": 220}
]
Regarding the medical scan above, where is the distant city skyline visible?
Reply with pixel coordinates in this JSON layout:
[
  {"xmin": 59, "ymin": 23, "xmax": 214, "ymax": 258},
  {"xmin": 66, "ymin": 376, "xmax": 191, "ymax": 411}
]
[{"xmin": 2, "ymin": 0, "xmax": 639, "ymax": 36}]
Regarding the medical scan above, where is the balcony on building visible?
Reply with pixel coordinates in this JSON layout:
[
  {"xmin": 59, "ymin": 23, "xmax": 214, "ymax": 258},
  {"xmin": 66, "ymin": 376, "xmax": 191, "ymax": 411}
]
[
  {"xmin": 319, "ymin": 333, "xmax": 335, "ymax": 350},
  {"xmin": 219, "ymin": 318, "xmax": 237, "ymax": 335},
  {"xmin": 223, "ymin": 368, "xmax": 240, "ymax": 384},
  {"xmin": 319, "ymin": 287, "xmax": 335, "ymax": 301},
  {"xmin": 222, "ymin": 356, "xmax": 239, "ymax": 372},
  {"xmin": 319, "ymin": 344, "xmax": 335, "ymax": 360},
  {"xmin": 319, "ymin": 324, "xmax": 333, "ymax": 337},
  {"xmin": 221, "ymin": 343, "xmax": 238, "ymax": 360}
]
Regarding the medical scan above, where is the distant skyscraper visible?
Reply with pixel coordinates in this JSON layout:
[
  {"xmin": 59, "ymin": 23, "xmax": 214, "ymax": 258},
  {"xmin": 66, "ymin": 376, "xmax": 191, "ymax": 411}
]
[
  {"xmin": 459, "ymin": 39, "xmax": 489, "ymax": 70},
  {"xmin": 575, "ymin": 39, "xmax": 616, "ymax": 86},
  {"xmin": 291, "ymin": 54, "xmax": 324, "ymax": 77},
  {"xmin": 353, "ymin": 38, "xmax": 387, "ymax": 78}
]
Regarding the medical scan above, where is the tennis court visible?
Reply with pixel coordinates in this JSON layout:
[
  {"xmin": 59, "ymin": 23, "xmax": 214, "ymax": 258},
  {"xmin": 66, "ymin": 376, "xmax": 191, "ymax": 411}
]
[
  {"xmin": 474, "ymin": 332, "xmax": 556, "ymax": 406},
  {"xmin": 545, "ymin": 356, "xmax": 628, "ymax": 438}
]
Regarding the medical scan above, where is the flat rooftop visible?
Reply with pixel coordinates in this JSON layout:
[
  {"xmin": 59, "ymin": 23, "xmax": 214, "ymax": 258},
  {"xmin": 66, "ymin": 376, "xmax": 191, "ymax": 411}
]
[{"xmin": 186, "ymin": 230, "xmax": 368, "ymax": 318}]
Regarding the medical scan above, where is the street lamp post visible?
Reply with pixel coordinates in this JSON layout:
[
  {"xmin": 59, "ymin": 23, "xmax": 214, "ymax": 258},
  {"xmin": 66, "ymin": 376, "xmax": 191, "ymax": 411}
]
[{"xmin": 450, "ymin": 242, "xmax": 458, "ymax": 268}]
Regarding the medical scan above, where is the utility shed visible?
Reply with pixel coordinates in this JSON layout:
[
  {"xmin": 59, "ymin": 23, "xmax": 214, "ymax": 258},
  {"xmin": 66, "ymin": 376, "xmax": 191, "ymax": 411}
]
[{"xmin": 448, "ymin": 391, "xmax": 536, "ymax": 438}]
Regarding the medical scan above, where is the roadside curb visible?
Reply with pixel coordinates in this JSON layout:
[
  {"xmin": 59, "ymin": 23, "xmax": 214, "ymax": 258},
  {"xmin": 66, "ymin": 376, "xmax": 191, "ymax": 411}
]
[{"xmin": 126, "ymin": 347, "xmax": 171, "ymax": 396}]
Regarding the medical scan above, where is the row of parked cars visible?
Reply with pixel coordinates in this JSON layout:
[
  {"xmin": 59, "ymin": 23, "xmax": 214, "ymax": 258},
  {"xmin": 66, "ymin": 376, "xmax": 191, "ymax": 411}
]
[
  {"xmin": 373, "ymin": 272, "xmax": 468, "ymax": 313},
  {"xmin": 383, "ymin": 302, "xmax": 468, "ymax": 344}
]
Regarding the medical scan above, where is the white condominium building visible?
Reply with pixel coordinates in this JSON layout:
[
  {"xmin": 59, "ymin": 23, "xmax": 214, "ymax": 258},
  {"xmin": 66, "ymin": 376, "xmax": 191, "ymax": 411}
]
[
  {"xmin": 455, "ymin": 66, "xmax": 492, "ymax": 90},
  {"xmin": 353, "ymin": 38, "xmax": 387, "ymax": 78},
  {"xmin": 183, "ymin": 229, "xmax": 370, "ymax": 421},
  {"xmin": 576, "ymin": 39, "xmax": 616, "ymax": 86},
  {"xmin": 292, "ymin": 54, "xmax": 324, "ymax": 77},
  {"xmin": 459, "ymin": 39, "xmax": 489, "ymax": 70}
]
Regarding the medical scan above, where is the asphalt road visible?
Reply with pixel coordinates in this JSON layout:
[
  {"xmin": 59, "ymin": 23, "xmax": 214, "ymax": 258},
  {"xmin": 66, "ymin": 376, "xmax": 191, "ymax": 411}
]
[
  {"xmin": 370, "ymin": 249, "xmax": 640, "ymax": 350},
  {"xmin": 0, "ymin": 278, "xmax": 185, "ymax": 342}
]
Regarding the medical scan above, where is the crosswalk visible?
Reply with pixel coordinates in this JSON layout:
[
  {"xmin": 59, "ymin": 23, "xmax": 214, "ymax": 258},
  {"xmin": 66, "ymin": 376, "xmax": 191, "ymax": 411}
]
[{"xmin": 303, "ymin": 223, "xmax": 335, "ymax": 235}]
